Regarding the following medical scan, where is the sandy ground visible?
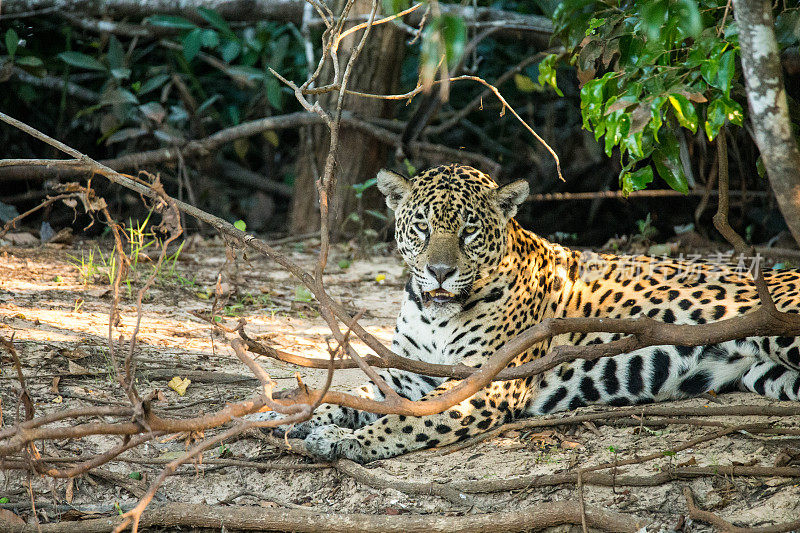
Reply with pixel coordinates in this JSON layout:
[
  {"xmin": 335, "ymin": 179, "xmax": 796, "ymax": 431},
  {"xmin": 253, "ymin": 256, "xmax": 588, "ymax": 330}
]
[{"xmin": 1, "ymin": 236, "xmax": 799, "ymax": 532}]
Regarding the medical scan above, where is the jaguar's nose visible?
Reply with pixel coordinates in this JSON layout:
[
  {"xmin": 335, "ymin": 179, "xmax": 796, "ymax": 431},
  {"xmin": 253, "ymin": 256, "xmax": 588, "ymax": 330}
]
[{"xmin": 426, "ymin": 263, "xmax": 457, "ymax": 284}]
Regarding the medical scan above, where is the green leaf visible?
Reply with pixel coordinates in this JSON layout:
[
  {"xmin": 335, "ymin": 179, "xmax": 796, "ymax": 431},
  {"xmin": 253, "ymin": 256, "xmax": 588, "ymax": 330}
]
[
  {"xmin": 107, "ymin": 36, "xmax": 124, "ymax": 70},
  {"xmin": 145, "ymin": 15, "xmax": 196, "ymax": 30},
  {"xmin": 58, "ymin": 51, "xmax": 106, "ymax": 71},
  {"xmin": 618, "ymin": 35, "xmax": 645, "ymax": 67},
  {"xmin": 420, "ymin": 14, "xmax": 467, "ymax": 86},
  {"xmin": 138, "ymin": 74, "xmax": 170, "ymax": 95},
  {"xmin": 537, "ymin": 54, "xmax": 564, "ymax": 97},
  {"xmin": 183, "ymin": 28, "xmax": 202, "ymax": 62},
  {"xmin": 15, "ymin": 55, "xmax": 43, "ymax": 67},
  {"xmin": 220, "ymin": 39, "xmax": 241, "ymax": 62},
  {"xmin": 234, "ymin": 219, "xmax": 246, "ymax": 232},
  {"xmin": 755, "ymin": 156, "xmax": 766, "ymax": 179},
  {"xmin": 5, "ymin": 28, "xmax": 19, "ymax": 59},
  {"xmin": 585, "ymin": 17, "xmax": 606, "ymax": 37},
  {"xmin": 266, "ymin": 76, "xmax": 282, "ymax": 110},
  {"xmin": 715, "ymin": 49, "xmax": 736, "ymax": 94},
  {"xmin": 775, "ymin": 9, "xmax": 800, "ymax": 46},
  {"xmin": 704, "ymin": 100, "xmax": 725, "ymax": 141},
  {"xmin": 621, "ymin": 130, "xmax": 645, "ymax": 158},
  {"xmin": 639, "ymin": 0, "xmax": 667, "ymax": 43},
  {"xmin": 201, "ymin": 29, "xmax": 220, "ymax": 48},
  {"xmin": 701, "ymin": 46, "xmax": 736, "ymax": 94},
  {"xmin": 197, "ymin": 7, "xmax": 235, "ymax": 37},
  {"xmin": 622, "ymin": 166, "xmax": 654, "ymax": 195},
  {"xmin": 110, "ymin": 68, "xmax": 131, "ymax": 80},
  {"xmin": 0, "ymin": 497, "xmax": 9, "ymax": 504},
  {"xmin": 668, "ymin": 94, "xmax": 698, "ymax": 133},
  {"xmin": 128, "ymin": 471, "xmax": 142, "ymax": 480},
  {"xmin": 603, "ymin": 110, "xmax": 630, "ymax": 158},
  {"xmin": 382, "ymin": 0, "xmax": 410, "ymax": 15},
  {"xmin": 580, "ymin": 72, "xmax": 614, "ymax": 129},
  {"xmin": 652, "ymin": 130, "xmax": 688, "ymax": 193},
  {"xmin": 704, "ymin": 96, "xmax": 743, "ymax": 140},
  {"xmin": 100, "ymin": 88, "xmax": 139, "ymax": 106},
  {"xmin": 440, "ymin": 15, "xmax": 467, "ymax": 69},
  {"xmin": 672, "ymin": 0, "xmax": 702, "ymax": 38},
  {"xmin": 294, "ymin": 285, "xmax": 314, "ymax": 303}
]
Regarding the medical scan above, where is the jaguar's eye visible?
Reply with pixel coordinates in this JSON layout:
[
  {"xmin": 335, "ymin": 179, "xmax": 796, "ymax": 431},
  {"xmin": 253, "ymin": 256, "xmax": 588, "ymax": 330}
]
[
  {"xmin": 415, "ymin": 222, "xmax": 429, "ymax": 233},
  {"xmin": 463, "ymin": 225, "xmax": 479, "ymax": 236}
]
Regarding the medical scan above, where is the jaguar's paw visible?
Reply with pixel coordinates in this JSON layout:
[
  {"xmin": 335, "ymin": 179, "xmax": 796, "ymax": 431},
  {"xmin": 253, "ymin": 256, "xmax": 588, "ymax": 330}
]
[{"xmin": 304, "ymin": 424, "xmax": 365, "ymax": 462}]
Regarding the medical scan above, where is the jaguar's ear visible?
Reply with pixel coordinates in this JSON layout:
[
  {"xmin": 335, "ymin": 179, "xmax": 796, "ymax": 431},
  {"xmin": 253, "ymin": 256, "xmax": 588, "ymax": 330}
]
[
  {"xmin": 377, "ymin": 169, "xmax": 412, "ymax": 211},
  {"xmin": 492, "ymin": 179, "xmax": 529, "ymax": 219}
]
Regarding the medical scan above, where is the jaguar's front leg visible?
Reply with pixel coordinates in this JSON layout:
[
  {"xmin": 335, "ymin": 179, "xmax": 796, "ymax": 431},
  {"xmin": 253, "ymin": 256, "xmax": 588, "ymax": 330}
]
[
  {"xmin": 253, "ymin": 368, "xmax": 443, "ymax": 439},
  {"xmin": 304, "ymin": 380, "xmax": 514, "ymax": 463}
]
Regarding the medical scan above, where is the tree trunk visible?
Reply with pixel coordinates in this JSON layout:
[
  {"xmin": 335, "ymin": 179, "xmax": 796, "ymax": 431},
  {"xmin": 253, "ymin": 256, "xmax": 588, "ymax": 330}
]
[
  {"xmin": 732, "ymin": 0, "xmax": 800, "ymax": 247},
  {"xmin": 291, "ymin": 0, "xmax": 404, "ymax": 235}
]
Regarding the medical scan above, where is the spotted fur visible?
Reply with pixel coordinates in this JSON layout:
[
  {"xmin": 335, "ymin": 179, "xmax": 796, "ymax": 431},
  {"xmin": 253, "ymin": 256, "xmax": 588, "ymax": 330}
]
[{"xmin": 255, "ymin": 164, "xmax": 800, "ymax": 463}]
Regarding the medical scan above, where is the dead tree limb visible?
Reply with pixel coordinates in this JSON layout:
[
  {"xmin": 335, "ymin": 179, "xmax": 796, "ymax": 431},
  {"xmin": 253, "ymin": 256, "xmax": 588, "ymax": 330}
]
[
  {"xmin": 0, "ymin": 501, "xmax": 642, "ymax": 533},
  {"xmin": 0, "ymin": 112, "xmax": 498, "ymax": 181},
  {"xmin": 0, "ymin": 0, "xmax": 554, "ymax": 40},
  {"xmin": 685, "ymin": 487, "xmax": 800, "ymax": 533}
]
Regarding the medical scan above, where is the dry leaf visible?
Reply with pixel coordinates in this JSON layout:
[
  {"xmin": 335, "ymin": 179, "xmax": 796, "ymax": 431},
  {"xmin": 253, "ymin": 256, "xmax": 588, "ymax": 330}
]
[
  {"xmin": 86, "ymin": 287, "xmax": 110, "ymax": 298},
  {"xmin": 68, "ymin": 361, "xmax": 90, "ymax": 375},
  {"xmin": 51, "ymin": 376, "xmax": 61, "ymax": 394},
  {"xmin": 5, "ymin": 232, "xmax": 38, "ymax": 245},
  {"xmin": 65, "ymin": 478, "xmax": 74, "ymax": 503},
  {"xmin": 0, "ymin": 509, "xmax": 25, "ymax": 525},
  {"xmin": 168, "ymin": 376, "xmax": 191, "ymax": 396}
]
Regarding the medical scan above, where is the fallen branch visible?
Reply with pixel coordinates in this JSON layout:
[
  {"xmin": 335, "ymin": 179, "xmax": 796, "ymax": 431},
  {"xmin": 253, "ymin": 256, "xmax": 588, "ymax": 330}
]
[
  {"xmin": 684, "ymin": 487, "xmax": 800, "ymax": 533},
  {"xmin": 430, "ymin": 403, "xmax": 800, "ymax": 454},
  {"xmin": 0, "ymin": 501, "xmax": 643, "ymax": 533},
  {"xmin": 527, "ymin": 188, "xmax": 769, "ymax": 202},
  {"xmin": 0, "ymin": 111, "xmax": 498, "ymax": 180},
  {"xmin": 335, "ymin": 459, "xmax": 474, "ymax": 507}
]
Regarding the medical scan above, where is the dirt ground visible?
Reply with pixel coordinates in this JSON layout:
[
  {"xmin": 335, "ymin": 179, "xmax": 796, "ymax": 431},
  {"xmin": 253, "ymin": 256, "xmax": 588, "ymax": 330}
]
[{"xmin": 1, "ymin": 235, "xmax": 799, "ymax": 532}]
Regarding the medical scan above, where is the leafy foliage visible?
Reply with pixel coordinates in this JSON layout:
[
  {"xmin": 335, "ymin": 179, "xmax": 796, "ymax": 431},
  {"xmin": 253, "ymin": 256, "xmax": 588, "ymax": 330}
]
[
  {"xmin": 544, "ymin": 0, "xmax": 798, "ymax": 194},
  {"xmin": 1, "ymin": 11, "xmax": 305, "ymax": 156}
]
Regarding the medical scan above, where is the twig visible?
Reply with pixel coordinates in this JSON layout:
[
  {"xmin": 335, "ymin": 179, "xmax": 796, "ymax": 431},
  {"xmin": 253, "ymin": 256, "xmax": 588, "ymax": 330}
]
[
  {"xmin": 0, "ymin": 337, "xmax": 34, "ymax": 422},
  {"xmin": 428, "ymin": 49, "xmax": 561, "ymax": 135},
  {"xmin": 293, "ymin": 74, "xmax": 563, "ymax": 181},
  {"xmin": 577, "ymin": 470, "xmax": 588, "ymax": 533},
  {"xmin": 528, "ymin": 188, "xmax": 768, "ymax": 202}
]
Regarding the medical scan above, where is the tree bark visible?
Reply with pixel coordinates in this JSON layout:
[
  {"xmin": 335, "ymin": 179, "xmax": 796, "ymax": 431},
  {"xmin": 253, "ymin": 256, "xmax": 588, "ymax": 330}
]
[
  {"xmin": 291, "ymin": 0, "xmax": 404, "ymax": 235},
  {"xmin": 732, "ymin": 0, "xmax": 800, "ymax": 246}
]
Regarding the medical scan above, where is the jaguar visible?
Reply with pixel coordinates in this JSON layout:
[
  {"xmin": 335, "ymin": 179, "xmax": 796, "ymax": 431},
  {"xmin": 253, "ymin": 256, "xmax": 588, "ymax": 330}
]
[{"xmin": 257, "ymin": 163, "xmax": 800, "ymax": 463}]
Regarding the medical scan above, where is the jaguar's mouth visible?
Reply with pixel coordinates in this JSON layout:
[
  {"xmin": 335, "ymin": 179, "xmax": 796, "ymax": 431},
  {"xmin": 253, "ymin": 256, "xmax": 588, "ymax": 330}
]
[{"xmin": 423, "ymin": 288, "xmax": 457, "ymax": 305}]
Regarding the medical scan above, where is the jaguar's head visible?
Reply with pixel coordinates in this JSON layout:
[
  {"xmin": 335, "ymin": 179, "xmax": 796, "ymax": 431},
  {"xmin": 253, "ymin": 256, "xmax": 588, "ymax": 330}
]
[{"xmin": 377, "ymin": 164, "xmax": 528, "ymax": 317}]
